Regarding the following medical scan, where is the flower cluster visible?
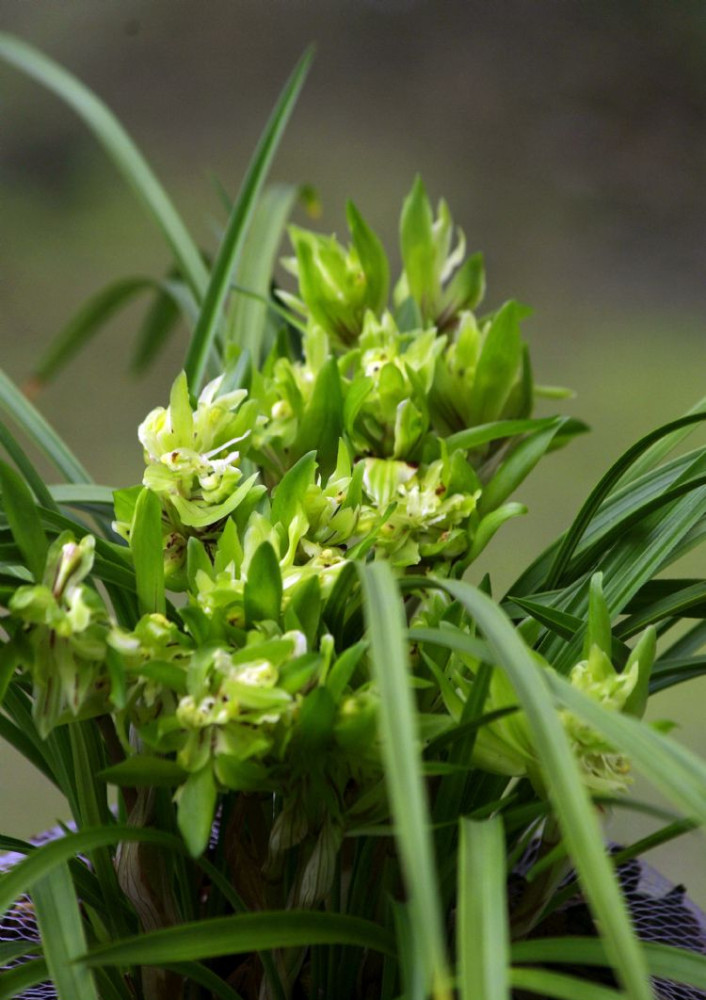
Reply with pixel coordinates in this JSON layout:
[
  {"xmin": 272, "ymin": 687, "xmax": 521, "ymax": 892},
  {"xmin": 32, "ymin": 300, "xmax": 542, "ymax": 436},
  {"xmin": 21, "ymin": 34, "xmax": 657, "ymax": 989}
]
[{"xmin": 7, "ymin": 181, "xmax": 594, "ymax": 877}]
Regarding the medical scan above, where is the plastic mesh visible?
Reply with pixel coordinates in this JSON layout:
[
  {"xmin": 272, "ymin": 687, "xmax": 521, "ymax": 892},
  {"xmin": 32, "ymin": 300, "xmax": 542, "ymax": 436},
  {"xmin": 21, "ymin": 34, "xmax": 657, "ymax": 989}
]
[{"xmin": 2, "ymin": 828, "xmax": 705, "ymax": 999}]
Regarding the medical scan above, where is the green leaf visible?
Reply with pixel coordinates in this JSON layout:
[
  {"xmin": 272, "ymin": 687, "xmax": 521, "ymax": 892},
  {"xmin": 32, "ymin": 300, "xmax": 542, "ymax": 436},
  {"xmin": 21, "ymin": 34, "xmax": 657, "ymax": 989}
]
[
  {"xmin": 346, "ymin": 200, "xmax": 389, "ymax": 314},
  {"xmin": 0, "ymin": 368, "xmax": 91, "ymax": 484},
  {"xmin": 0, "ymin": 826, "xmax": 182, "ymax": 920},
  {"xmin": 0, "ymin": 419, "xmax": 57, "ymax": 511},
  {"xmin": 435, "ymin": 580, "xmax": 654, "ymax": 1000},
  {"xmin": 99, "ymin": 756, "xmax": 187, "ymax": 787},
  {"xmin": 177, "ymin": 764, "xmax": 218, "ymax": 857},
  {"xmin": 445, "ymin": 416, "xmax": 570, "ymax": 453},
  {"xmin": 32, "ymin": 277, "xmax": 155, "ymax": 386},
  {"xmin": 509, "ymin": 967, "xmax": 623, "ymax": 1000},
  {"xmin": 584, "ymin": 572, "xmax": 612, "ymax": 658},
  {"xmin": 400, "ymin": 175, "xmax": 435, "ymax": 313},
  {"xmin": 130, "ymin": 276, "xmax": 186, "ymax": 373},
  {"xmin": 184, "ymin": 48, "xmax": 313, "ymax": 391},
  {"xmin": 131, "ymin": 487, "xmax": 166, "ymax": 616},
  {"xmin": 0, "ymin": 957, "xmax": 50, "ymax": 1000},
  {"xmin": 244, "ymin": 541, "xmax": 282, "ymax": 625},
  {"xmin": 0, "ymin": 459, "xmax": 48, "ymax": 580},
  {"xmin": 544, "ymin": 411, "xmax": 706, "ymax": 589},
  {"xmin": 480, "ymin": 417, "xmax": 572, "ymax": 515},
  {"xmin": 468, "ymin": 302, "xmax": 522, "ymax": 426},
  {"xmin": 31, "ymin": 862, "xmax": 100, "ymax": 1000},
  {"xmin": 359, "ymin": 562, "xmax": 452, "ymax": 1000},
  {"xmin": 457, "ymin": 817, "xmax": 510, "ymax": 1000},
  {"xmin": 79, "ymin": 911, "xmax": 396, "ymax": 968},
  {"xmin": 227, "ymin": 183, "xmax": 300, "ymax": 366},
  {"xmin": 293, "ymin": 357, "xmax": 344, "ymax": 477},
  {"xmin": 511, "ymin": 938, "xmax": 706, "ymax": 994},
  {"xmin": 270, "ymin": 450, "xmax": 317, "ymax": 530},
  {"xmin": 0, "ymin": 33, "xmax": 208, "ymax": 300}
]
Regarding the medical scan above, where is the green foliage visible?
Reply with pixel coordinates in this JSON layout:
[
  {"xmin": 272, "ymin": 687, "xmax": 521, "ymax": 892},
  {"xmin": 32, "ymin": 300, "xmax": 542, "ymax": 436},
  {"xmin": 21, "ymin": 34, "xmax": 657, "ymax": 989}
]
[{"xmin": 1, "ymin": 34, "xmax": 705, "ymax": 1000}]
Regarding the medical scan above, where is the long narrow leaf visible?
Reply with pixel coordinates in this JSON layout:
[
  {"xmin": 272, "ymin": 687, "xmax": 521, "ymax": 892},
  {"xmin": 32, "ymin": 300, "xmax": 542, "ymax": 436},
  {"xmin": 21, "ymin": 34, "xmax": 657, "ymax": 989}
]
[
  {"xmin": 31, "ymin": 277, "xmax": 155, "ymax": 386},
  {"xmin": 359, "ymin": 562, "xmax": 451, "ymax": 1000},
  {"xmin": 0, "ymin": 368, "xmax": 91, "ymax": 483},
  {"xmin": 0, "ymin": 826, "xmax": 183, "ymax": 919},
  {"xmin": 0, "ymin": 33, "xmax": 208, "ymax": 300},
  {"xmin": 0, "ymin": 957, "xmax": 50, "ymax": 1000},
  {"xmin": 437, "ymin": 580, "xmax": 653, "ymax": 1000},
  {"xmin": 509, "ymin": 967, "xmax": 623, "ymax": 1000},
  {"xmin": 227, "ymin": 183, "xmax": 300, "ymax": 365},
  {"xmin": 32, "ymin": 862, "xmax": 100, "ymax": 1000},
  {"xmin": 79, "ymin": 911, "xmax": 395, "ymax": 967},
  {"xmin": 544, "ymin": 412, "xmax": 706, "ymax": 589},
  {"xmin": 0, "ymin": 420, "xmax": 57, "ymax": 510},
  {"xmin": 511, "ymin": 937, "xmax": 706, "ymax": 992},
  {"xmin": 457, "ymin": 816, "xmax": 510, "ymax": 1000},
  {"xmin": 184, "ymin": 49, "xmax": 312, "ymax": 391},
  {"xmin": 0, "ymin": 460, "xmax": 48, "ymax": 580}
]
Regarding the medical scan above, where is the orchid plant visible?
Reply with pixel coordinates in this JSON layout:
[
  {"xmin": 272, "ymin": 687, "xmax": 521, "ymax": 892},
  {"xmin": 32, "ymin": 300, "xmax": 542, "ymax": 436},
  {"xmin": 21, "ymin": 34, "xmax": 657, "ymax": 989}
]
[{"xmin": 1, "ymin": 33, "xmax": 706, "ymax": 1000}]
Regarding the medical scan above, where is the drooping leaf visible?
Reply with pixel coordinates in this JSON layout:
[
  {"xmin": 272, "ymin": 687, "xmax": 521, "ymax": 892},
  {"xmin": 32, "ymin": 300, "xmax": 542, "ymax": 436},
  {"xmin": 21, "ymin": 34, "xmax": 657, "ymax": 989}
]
[{"xmin": 0, "ymin": 32, "xmax": 208, "ymax": 300}]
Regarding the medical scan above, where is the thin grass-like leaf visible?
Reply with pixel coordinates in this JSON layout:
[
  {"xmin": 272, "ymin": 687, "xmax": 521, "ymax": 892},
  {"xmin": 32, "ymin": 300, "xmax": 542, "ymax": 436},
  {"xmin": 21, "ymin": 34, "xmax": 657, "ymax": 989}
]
[
  {"xmin": 0, "ymin": 420, "xmax": 57, "ymax": 510},
  {"xmin": 30, "ymin": 277, "xmax": 156, "ymax": 387},
  {"xmin": 0, "ymin": 826, "xmax": 183, "ymax": 919},
  {"xmin": 434, "ymin": 580, "xmax": 653, "ymax": 1000},
  {"xmin": 508, "ymin": 967, "xmax": 623, "ymax": 1000},
  {"xmin": 227, "ymin": 183, "xmax": 300, "ymax": 365},
  {"xmin": 0, "ymin": 956, "xmax": 49, "ymax": 1000},
  {"xmin": 0, "ymin": 368, "xmax": 91, "ymax": 483},
  {"xmin": 32, "ymin": 862, "xmax": 100, "ymax": 1000},
  {"xmin": 0, "ymin": 460, "xmax": 48, "ymax": 580},
  {"xmin": 0, "ymin": 33, "xmax": 208, "ymax": 300},
  {"xmin": 479, "ymin": 418, "xmax": 577, "ymax": 515},
  {"xmin": 457, "ymin": 816, "xmax": 510, "ymax": 1000},
  {"xmin": 511, "ymin": 938, "xmax": 706, "ymax": 993},
  {"xmin": 130, "ymin": 277, "xmax": 184, "ymax": 373},
  {"xmin": 359, "ymin": 562, "xmax": 452, "ymax": 1000},
  {"xmin": 184, "ymin": 49, "xmax": 313, "ymax": 391},
  {"xmin": 49, "ymin": 484, "xmax": 118, "ymax": 508},
  {"xmin": 544, "ymin": 412, "xmax": 706, "ymax": 589},
  {"xmin": 79, "ymin": 911, "xmax": 395, "ymax": 967}
]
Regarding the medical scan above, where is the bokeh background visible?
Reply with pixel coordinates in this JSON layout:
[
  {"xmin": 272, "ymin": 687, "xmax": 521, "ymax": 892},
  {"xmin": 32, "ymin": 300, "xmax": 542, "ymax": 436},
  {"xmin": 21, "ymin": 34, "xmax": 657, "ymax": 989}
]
[{"xmin": 1, "ymin": 1, "xmax": 706, "ymax": 901}]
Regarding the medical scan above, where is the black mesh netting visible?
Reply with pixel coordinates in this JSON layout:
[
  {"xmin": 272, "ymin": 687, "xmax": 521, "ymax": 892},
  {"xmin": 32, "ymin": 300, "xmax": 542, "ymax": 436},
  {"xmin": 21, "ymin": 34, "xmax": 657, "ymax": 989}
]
[{"xmin": 2, "ymin": 827, "xmax": 705, "ymax": 999}]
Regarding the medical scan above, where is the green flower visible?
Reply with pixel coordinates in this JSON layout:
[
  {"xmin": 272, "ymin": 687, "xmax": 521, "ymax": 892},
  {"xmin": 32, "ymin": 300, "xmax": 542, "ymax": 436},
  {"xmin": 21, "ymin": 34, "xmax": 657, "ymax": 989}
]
[
  {"xmin": 358, "ymin": 455, "xmax": 480, "ymax": 568},
  {"xmin": 472, "ymin": 575, "xmax": 656, "ymax": 794},
  {"xmin": 395, "ymin": 176, "xmax": 485, "ymax": 329},
  {"xmin": 430, "ymin": 302, "xmax": 532, "ymax": 435},
  {"xmin": 280, "ymin": 202, "xmax": 389, "ymax": 345},
  {"xmin": 342, "ymin": 311, "xmax": 442, "ymax": 459},
  {"xmin": 138, "ymin": 371, "xmax": 263, "ymax": 529},
  {"xmin": 9, "ymin": 533, "xmax": 110, "ymax": 735}
]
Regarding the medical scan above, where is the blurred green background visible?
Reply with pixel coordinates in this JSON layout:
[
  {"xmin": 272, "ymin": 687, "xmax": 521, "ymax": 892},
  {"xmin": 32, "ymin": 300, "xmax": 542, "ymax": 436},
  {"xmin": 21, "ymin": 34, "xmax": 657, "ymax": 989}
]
[{"xmin": 1, "ymin": 1, "xmax": 705, "ymax": 901}]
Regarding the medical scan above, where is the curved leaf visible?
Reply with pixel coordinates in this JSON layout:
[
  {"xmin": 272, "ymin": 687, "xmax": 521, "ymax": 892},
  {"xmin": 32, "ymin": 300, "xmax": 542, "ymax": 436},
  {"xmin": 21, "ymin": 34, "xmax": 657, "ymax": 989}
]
[
  {"xmin": 0, "ymin": 32, "xmax": 208, "ymax": 299},
  {"xmin": 79, "ymin": 911, "xmax": 395, "ymax": 967}
]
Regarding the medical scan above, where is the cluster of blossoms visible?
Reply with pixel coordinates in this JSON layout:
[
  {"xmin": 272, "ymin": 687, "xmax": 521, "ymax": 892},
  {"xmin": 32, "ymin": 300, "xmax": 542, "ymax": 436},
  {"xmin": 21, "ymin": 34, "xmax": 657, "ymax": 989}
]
[{"xmin": 6, "ymin": 181, "xmax": 654, "ymax": 882}]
